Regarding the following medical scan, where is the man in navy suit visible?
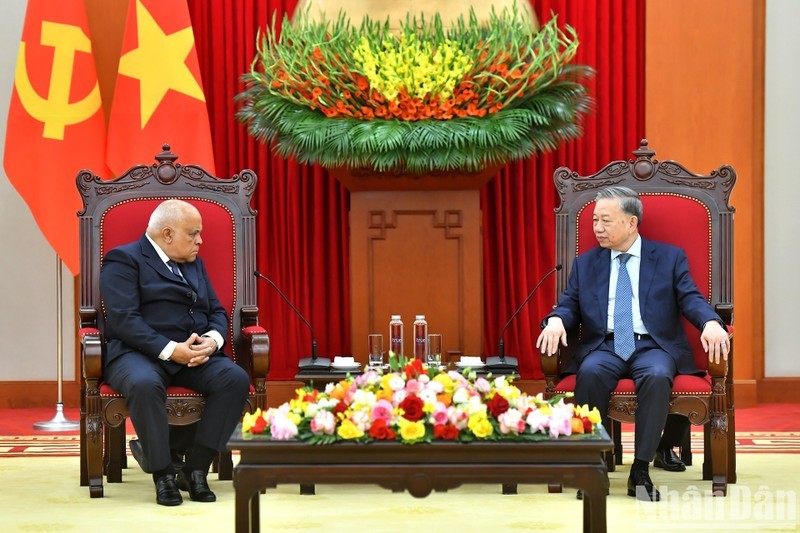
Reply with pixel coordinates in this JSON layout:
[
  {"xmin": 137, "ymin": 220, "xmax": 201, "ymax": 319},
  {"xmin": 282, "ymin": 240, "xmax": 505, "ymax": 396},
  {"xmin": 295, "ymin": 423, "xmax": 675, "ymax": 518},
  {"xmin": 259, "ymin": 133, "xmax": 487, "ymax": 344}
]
[
  {"xmin": 100, "ymin": 199, "xmax": 250, "ymax": 506},
  {"xmin": 536, "ymin": 186, "xmax": 729, "ymax": 501}
]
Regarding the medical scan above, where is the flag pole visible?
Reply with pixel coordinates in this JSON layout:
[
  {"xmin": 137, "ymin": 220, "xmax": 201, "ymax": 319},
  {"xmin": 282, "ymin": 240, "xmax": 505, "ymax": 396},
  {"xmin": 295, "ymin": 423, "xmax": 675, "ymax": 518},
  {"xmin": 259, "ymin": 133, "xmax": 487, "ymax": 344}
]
[{"xmin": 34, "ymin": 256, "xmax": 79, "ymax": 431}]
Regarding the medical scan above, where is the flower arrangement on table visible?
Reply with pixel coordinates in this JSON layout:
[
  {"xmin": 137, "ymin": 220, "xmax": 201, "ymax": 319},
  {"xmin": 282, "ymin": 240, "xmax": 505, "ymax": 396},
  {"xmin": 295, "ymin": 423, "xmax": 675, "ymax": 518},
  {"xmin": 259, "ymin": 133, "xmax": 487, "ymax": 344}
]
[
  {"xmin": 241, "ymin": 356, "xmax": 602, "ymax": 444},
  {"xmin": 236, "ymin": 6, "xmax": 593, "ymax": 173}
]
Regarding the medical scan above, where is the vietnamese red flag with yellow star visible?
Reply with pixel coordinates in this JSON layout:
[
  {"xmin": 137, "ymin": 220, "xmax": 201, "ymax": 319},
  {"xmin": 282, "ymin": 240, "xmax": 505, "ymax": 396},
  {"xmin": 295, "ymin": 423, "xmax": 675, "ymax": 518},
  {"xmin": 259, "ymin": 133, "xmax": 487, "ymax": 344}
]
[
  {"xmin": 3, "ymin": 0, "xmax": 110, "ymax": 276},
  {"xmin": 106, "ymin": 0, "xmax": 215, "ymax": 175}
]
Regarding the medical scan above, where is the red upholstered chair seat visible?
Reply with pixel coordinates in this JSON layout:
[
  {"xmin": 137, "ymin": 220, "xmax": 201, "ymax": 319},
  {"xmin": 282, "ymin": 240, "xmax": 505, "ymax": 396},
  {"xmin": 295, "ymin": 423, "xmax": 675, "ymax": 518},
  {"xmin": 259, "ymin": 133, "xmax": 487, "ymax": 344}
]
[
  {"xmin": 98, "ymin": 383, "xmax": 257, "ymax": 398},
  {"xmin": 554, "ymin": 373, "xmax": 712, "ymax": 396}
]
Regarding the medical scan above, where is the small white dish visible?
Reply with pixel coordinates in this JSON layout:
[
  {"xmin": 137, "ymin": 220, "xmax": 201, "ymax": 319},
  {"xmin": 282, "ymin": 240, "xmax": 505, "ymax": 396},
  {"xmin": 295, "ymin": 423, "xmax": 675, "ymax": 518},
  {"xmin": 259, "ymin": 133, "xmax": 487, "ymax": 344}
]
[
  {"xmin": 455, "ymin": 361, "xmax": 485, "ymax": 368},
  {"xmin": 331, "ymin": 363, "xmax": 360, "ymax": 371},
  {"xmin": 332, "ymin": 356, "xmax": 355, "ymax": 366}
]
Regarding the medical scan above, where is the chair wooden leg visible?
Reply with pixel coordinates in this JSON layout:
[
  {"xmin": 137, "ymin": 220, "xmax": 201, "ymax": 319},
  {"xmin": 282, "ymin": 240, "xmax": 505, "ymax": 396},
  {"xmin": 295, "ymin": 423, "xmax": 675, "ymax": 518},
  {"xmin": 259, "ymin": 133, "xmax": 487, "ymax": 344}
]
[
  {"xmin": 85, "ymin": 412, "xmax": 104, "ymax": 498},
  {"xmin": 680, "ymin": 425, "xmax": 693, "ymax": 466},
  {"xmin": 613, "ymin": 420, "xmax": 622, "ymax": 467},
  {"xmin": 709, "ymin": 415, "xmax": 728, "ymax": 496},
  {"xmin": 80, "ymin": 408, "xmax": 88, "ymax": 487},
  {"xmin": 703, "ymin": 422, "xmax": 712, "ymax": 481},
  {"xmin": 503, "ymin": 483, "xmax": 519, "ymax": 494},
  {"xmin": 217, "ymin": 450, "xmax": 233, "ymax": 480},
  {"xmin": 106, "ymin": 424, "xmax": 125, "ymax": 483}
]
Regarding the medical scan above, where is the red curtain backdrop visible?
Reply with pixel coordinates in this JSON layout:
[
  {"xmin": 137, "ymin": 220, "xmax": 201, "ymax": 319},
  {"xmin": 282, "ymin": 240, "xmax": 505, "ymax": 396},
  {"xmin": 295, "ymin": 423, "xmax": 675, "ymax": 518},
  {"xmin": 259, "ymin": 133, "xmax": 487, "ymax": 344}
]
[{"xmin": 186, "ymin": 0, "xmax": 644, "ymax": 380}]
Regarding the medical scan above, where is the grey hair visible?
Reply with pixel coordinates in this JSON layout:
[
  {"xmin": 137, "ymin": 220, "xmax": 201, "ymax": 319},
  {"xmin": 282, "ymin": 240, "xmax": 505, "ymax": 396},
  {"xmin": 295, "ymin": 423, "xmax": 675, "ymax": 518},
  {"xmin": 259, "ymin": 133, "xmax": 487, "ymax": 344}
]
[
  {"xmin": 146, "ymin": 199, "xmax": 198, "ymax": 233},
  {"xmin": 595, "ymin": 186, "xmax": 642, "ymax": 225}
]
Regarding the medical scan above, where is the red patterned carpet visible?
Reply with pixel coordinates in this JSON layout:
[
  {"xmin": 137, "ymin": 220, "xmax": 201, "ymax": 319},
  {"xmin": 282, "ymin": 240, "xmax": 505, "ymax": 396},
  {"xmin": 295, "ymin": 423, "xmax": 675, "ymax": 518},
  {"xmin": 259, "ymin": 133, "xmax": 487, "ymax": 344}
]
[{"xmin": 1, "ymin": 404, "xmax": 798, "ymax": 457}]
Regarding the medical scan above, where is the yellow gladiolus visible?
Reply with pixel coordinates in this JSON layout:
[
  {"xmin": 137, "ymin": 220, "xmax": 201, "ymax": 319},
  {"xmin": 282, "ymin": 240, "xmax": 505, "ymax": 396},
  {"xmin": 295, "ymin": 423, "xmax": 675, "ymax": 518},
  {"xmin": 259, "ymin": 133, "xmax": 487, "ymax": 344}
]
[{"xmin": 353, "ymin": 33, "xmax": 473, "ymax": 103}]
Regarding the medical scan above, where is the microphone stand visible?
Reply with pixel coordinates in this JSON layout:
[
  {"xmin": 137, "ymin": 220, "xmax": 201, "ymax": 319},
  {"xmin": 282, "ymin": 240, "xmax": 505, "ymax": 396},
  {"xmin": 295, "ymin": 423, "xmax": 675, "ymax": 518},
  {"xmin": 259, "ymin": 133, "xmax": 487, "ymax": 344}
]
[
  {"xmin": 254, "ymin": 271, "xmax": 330, "ymax": 372},
  {"xmin": 486, "ymin": 264, "xmax": 562, "ymax": 373}
]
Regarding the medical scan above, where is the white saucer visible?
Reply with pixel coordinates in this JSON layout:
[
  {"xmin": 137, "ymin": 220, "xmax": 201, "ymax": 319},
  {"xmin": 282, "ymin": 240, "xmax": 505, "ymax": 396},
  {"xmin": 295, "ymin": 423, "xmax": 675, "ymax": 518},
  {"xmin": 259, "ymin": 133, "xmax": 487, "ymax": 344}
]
[
  {"xmin": 331, "ymin": 364, "xmax": 360, "ymax": 371},
  {"xmin": 455, "ymin": 362, "xmax": 485, "ymax": 368}
]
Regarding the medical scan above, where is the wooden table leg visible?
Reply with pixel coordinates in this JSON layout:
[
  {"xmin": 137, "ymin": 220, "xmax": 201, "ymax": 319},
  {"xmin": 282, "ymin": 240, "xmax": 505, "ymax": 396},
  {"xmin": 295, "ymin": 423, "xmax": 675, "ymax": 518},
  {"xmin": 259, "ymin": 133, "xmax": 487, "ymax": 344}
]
[
  {"xmin": 234, "ymin": 470, "xmax": 261, "ymax": 533},
  {"xmin": 582, "ymin": 469, "xmax": 608, "ymax": 533},
  {"xmin": 300, "ymin": 483, "xmax": 316, "ymax": 495}
]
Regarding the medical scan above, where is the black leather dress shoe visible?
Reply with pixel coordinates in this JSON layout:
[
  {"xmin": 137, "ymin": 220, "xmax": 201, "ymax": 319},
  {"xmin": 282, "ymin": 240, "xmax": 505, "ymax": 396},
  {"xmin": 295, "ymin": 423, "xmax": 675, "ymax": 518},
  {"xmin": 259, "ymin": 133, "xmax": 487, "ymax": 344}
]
[
  {"xmin": 130, "ymin": 439, "xmax": 187, "ymax": 473},
  {"xmin": 627, "ymin": 469, "xmax": 660, "ymax": 501},
  {"xmin": 155, "ymin": 474, "xmax": 183, "ymax": 506},
  {"xmin": 177, "ymin": 469, "xmax": 216, "ymax": 502},
  {"xmin": 129, "ymin": 439, "xmax": 151, "ymax": 473},
  {"xmin": 653, "ymin": 447, "xmax": 686, "ymax": 472}
]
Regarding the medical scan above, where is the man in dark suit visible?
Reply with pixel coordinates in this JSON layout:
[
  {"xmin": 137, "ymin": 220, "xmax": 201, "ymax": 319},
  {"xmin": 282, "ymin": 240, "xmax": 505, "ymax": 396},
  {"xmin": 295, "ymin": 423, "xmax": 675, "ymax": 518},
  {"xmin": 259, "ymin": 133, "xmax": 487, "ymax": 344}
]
[
  {"xmin": 536, "ymin": 186, "xmax": 729, "ymax": 501},
  {"xmin": 100, "ymin": 199, "xmax": 250, "ymax": 506}
]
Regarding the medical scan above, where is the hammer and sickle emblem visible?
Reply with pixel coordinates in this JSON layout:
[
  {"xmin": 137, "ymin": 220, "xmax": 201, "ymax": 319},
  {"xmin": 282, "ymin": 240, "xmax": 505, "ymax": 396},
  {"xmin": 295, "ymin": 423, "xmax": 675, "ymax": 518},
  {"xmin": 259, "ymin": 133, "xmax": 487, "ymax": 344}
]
[{"xmin": 14, "ymin": 21, "xmax": 102, "ymax": 140}]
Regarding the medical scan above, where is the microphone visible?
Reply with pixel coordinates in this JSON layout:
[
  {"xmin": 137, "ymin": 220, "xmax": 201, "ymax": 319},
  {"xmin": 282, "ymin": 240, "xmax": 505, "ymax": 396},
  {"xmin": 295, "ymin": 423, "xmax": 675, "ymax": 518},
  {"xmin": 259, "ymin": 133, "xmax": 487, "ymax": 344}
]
[
  {"xmin": 485, "ymin": 264, "xmax": 562, "ymax": 373},
  {"xmin": 254, "ymin": 271, "xmax": 330, "ymax": 371}
]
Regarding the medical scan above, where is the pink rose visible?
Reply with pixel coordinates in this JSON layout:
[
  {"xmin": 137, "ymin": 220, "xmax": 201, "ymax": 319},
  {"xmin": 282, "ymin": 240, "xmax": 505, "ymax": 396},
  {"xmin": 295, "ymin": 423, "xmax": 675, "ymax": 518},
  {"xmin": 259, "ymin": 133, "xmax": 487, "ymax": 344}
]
[{"xmin": 371, "ymin": 399, "xmax": 395, "ymax": 423}]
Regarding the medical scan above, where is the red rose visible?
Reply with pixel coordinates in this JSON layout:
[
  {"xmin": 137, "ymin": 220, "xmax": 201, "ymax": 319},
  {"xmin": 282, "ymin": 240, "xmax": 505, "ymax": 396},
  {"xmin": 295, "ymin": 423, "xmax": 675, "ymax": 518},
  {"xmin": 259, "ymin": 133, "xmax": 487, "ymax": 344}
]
[
  {"xmin": 582, "ymin": 416, "xmax": 593, "ymax": 433},
  {"xmin": 369, "ymin": 419, "xmax": 397, "ymax": 440},
  {"xmin": 434, "ymin": 424, "xmax": 460, "ymax": 440},
  {"xmin": 487, "ymin": 393, "xmax": 509, "ymax": 418},
  {"xmin": 332, "ymin": 400, "xmax": 349, "ymax": 416},
  {"xmin": 399, "ymin": 395, "xmax": 425, "ymax": 421}
]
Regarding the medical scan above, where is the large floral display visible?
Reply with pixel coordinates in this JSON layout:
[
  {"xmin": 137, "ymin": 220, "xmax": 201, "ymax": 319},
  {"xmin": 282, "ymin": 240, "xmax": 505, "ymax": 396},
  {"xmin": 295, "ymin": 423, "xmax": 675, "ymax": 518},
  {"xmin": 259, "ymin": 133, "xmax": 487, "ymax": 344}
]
[
  {"xmin": 242, "ymin": 357, "xmax": 602, "ymax": 444},
  {"xmin": 237, "ymin": 6, "xmax": 592, "ymax": 173}
]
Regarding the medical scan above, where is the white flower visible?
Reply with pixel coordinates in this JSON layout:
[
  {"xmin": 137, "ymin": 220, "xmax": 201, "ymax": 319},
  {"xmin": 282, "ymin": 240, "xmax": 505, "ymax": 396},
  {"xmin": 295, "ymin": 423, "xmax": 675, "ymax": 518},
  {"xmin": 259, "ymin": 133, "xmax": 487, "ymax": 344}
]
[
  {"xmin": 389, "ymin": 376, "xmax": 406, "ymax": 391},
  {"xmin": 419, "ymin": 388, "xmax": 438, "ymax": 406},
  {"xmin": 452, "ymin": 387, "xmax": 470, "ymax": 405}
]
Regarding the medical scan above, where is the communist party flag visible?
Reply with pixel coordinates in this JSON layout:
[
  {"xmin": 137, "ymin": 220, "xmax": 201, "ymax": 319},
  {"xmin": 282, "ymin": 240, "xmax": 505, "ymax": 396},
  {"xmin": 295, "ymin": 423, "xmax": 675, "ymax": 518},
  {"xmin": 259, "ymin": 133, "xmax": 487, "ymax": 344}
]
[
  {"xmin": 3, "ymin": 0, "xmax": 109, "ymax": 276},
  {"xmin": 106, "ymin": 0, "xmax": 215, "ymax": 175}
]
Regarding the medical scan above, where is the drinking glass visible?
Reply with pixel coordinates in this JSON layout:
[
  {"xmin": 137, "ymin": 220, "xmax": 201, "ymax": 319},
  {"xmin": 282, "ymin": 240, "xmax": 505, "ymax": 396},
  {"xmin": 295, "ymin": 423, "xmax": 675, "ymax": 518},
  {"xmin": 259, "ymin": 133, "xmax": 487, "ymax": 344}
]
[
  {"xmin": 427, "ymin": 334, "xmax": 442, "ymax": 367},
  {"xmin": 368, "ymin": 334, "xmax": 384, "ymax": 367}
]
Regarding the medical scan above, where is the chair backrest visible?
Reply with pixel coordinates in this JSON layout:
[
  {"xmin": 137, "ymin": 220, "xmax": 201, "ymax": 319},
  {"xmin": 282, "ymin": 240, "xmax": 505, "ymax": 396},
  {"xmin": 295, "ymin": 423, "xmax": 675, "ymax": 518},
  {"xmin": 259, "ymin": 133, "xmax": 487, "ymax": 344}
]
[
  {"xmin": 77, "ymin": 145, "xmax": 259, "ymax": 367},
  {"xmin": 553, "ymin": 140, "xmax": 736, "ymax": 371}
]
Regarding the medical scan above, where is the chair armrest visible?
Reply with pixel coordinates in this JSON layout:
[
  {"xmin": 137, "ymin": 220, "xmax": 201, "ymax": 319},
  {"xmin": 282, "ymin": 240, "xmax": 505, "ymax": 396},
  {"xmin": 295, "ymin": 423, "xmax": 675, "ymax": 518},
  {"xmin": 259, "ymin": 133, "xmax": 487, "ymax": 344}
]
[
  {"xmin": 707, "ymin": 326, "xmax": 733, "ymax": 378},
  {"xmin": 540, "ymin": 351, "xmax": 560, "ymax": 377},
  {"xmin": 242, "ymin": 326, "xmax": 270, "ymax": 377},
  {"xmin": 79, "ymin": 327, "xmax": 102, "ymax": 379}
]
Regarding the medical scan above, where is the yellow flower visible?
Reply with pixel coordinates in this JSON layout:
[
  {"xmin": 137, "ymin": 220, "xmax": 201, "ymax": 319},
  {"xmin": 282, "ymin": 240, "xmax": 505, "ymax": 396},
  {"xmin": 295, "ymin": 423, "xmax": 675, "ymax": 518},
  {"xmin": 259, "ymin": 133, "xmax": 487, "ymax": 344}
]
[
  {"xmin": 352, "ymin": 33, "xmax": 473, "ymax": 102},
  {"xmin": 574, "ymin": 404, "xmax": 602, "ymax": 424},
  {"xmin": 398, "ymin": 418, "xmax": 426, "ymax": 441},
  {"xmin": 337, "ymin": 419, "xmax": 365, "ymax": 440},
  {"xmin": 241, "ymin": 408, "xmax": 262, "ymax": 433},
  {"xmin": 468, "ymin": 412, "xmax": 494, "ymax": 438},
  {"xmin": 433, "ymin": 372, "xmax": 455, "ymax": 393}
]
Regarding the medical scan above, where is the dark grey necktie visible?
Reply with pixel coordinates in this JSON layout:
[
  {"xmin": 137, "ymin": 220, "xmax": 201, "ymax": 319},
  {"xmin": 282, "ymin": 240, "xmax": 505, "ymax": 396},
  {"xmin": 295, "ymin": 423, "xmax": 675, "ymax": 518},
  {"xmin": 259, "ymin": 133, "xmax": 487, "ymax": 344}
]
[{"xmin": 166, "ymin": 260, "xmax": 186, "ymax": 283}]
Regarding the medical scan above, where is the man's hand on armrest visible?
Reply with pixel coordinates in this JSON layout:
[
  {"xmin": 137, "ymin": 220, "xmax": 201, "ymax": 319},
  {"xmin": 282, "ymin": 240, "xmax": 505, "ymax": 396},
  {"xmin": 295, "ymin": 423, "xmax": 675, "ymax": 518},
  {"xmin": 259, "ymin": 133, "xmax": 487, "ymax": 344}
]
[{"xmin": 536, "ymin": 316, "xmax": 567, "ymax": 356}]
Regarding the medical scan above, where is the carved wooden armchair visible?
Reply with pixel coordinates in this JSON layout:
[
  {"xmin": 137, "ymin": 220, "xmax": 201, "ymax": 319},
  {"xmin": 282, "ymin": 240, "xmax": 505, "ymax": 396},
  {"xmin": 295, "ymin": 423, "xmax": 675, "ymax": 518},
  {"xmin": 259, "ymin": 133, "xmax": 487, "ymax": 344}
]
[
  {"xmin": 540, "ymin": 140, "xmax": 737, "ymax": 495},
  {"xmin": 77, "ymin": 146, "xmax": 269, "ymax": 498}
]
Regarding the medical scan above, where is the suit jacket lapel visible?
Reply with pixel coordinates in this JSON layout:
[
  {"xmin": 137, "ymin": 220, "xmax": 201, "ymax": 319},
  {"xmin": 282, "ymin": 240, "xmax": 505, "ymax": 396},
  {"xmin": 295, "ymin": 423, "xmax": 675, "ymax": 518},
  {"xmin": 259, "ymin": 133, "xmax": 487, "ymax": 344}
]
[
  {"xmin": 593, "ymin": 248, "xmax": 611, "ymax": 331},
  {"xmin": 638, "ymin": 238, "xmax": 658, "ymax": 310},
  {"xmin": 138, "ymin": 235, "xmax": 184, "ymax": 284},
  {"xmin": 181, "ymin": 260, "xmax": 200, "ymax": 291}
]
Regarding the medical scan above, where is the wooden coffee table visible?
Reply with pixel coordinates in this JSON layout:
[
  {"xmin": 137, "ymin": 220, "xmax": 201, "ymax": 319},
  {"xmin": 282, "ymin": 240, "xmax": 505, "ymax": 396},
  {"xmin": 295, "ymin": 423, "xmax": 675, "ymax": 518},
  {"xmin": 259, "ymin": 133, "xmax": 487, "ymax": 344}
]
[{"xmin": 227, "ymin": 426, "xmax": 612, "ymax": 532}]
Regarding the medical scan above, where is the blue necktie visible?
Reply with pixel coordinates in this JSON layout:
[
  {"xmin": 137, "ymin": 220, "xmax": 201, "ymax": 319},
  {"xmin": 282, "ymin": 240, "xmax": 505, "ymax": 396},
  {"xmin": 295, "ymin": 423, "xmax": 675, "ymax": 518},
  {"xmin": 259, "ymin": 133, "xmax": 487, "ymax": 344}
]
[{"xmin": 614, "ymin": 253, "xmax": 635, "ymax": 361}]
